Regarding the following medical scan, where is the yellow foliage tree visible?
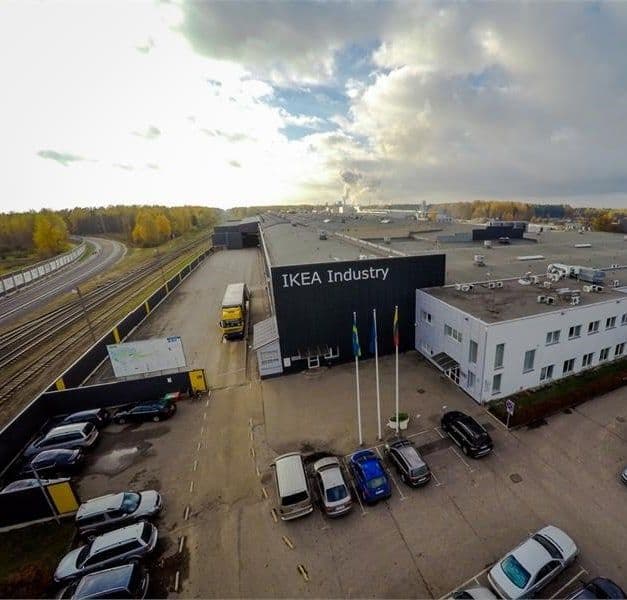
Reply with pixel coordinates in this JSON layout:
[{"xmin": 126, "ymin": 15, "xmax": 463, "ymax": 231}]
[
  {"xmin": 132, "ymin": 209, "xmax": 172, "ymax": 247},
  {"xmin": 32, "ymin": 212, "xmax": 69, "ymax": 256}
]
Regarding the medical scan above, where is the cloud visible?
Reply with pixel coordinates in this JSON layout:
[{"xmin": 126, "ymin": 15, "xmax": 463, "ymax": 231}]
[
  {"xmin": 146, "ymin": 163, "xmax": 159, "ymax": 170},
  {"xmin": 36, "ymin": 149, "xmax": 85, "ymax": 166},
  {"xmin": 113, "ymin": 163, "xmax": 134, "ymax": 171},
  {"xmin": 228, "ymin": 160, "xmax": 241, "ymax": 168},
  {"xmin": 132, "ymin": 125, "xmax": 161, "ymax": 139},
  {"xmin": 135, "ymin": 37, "xmax": 155, "ymax": 54}
]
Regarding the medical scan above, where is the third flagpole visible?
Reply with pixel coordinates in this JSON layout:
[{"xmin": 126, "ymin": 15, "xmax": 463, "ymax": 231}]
[
  {"xmin": 352, "ymin": 311, "xmax": 363, "ymax": 446},
  {"xmin": 394, "ymin": 305, "xmax": 399, "ymax": 435},
  {"xmin": 373, "ymin": 308, "xmax": 381, "ymax": 440}
]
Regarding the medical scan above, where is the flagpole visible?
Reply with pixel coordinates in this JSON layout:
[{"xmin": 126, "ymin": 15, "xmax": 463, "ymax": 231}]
[
  {"xmin": 373, "ymin": 308, "xmax": 381, "ymax": 440},
  {"xmin": 395, "ymin": 305, "xmax": 399, "ymax": 435},
  {"xmin": 354, "ymin": 311, "xmax": 363, "ymax": 446}
]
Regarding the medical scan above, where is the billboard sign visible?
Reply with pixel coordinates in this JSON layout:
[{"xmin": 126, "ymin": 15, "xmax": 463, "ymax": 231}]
[{"xmin": 107, "ymin": 337, "xmax": 186, "ymax": 378}]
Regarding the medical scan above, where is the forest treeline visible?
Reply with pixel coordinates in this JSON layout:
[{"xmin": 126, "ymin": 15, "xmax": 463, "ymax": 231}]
[{"xmin": 0, "ymin": 205, "xmax": 220, "ymax": 257}]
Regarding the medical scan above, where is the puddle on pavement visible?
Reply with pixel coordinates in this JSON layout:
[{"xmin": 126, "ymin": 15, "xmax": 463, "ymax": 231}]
[{"xmin": 89, "ymin": 441, "xmax": 152, "ymax": 475}]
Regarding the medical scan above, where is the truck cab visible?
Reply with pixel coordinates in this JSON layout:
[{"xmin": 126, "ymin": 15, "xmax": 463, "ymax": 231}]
[{"xmin": 220, "ymin": 283, "xmax": 249, "ymax": 339}]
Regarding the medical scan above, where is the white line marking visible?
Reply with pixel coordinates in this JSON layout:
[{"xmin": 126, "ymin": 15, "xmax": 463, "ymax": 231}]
[
  {"xmin": 178, "ymin": 536, "xmax": 185, "ymax": 553},
  {"xmin": 550, "ymin": 567, "xmax": 588, "ymax": 599},
  {"xmin": 431, "ymin": 469, "xmax": 442, "ymax": 487},
  {"xmin": 200, "ymin": 426, "xmax": 204, "ymax": 435},
  {"xmin": 205, "ymin": 399, "xmax": 209, "ymax": 407},
  {"xmin": 196, "ymin": 441, "xmax": 201, "ymax": 451},
  {"xmin": 374, "ymin": 446, "xmax": 405, "ymax": 501},
  {"xmin": 450, "ymin": 447, "xmax": 475, "ymax": 472},
  {"xmin": 435, "ymin": 427, "xmax": 446, "ymax": 439},
  {"xmin": 189, "ymin": 480, "xmax": 194, "ymax": 493},
  {"xmin": 174, "ymin": 570, "xmax": 180, "ymax": 593},
  {"xmin": 192, "ymin": 460, "xmax": 198, "ymax": 472},
  {"xmin": 203, "ymin": 412, "xmax": 207, "ymax": 420},
  {"xmin": 341, "ymin": 457, "xmax": 367, "ymax": 516},
  {"xmin": 439, "ymin": 565, "xmax": 493, "ymax": 600},
  {"xmin": 184, "ymin": 505, "xmax": 190, "ymax": 521}
]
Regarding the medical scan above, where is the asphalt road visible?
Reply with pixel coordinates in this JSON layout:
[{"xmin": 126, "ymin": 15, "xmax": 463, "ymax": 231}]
[{"xmin": 0, "ymin": 236, "xmax": 126, "ymax": 327}]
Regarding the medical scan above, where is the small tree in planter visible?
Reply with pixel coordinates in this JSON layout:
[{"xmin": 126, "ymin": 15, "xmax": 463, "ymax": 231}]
[{"xmin": 387, "ymin": 412, "xmax": 410, "ymax": 430}]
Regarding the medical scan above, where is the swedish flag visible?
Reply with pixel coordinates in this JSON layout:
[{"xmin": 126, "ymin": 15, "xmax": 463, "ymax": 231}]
[{"xmin": 352, "ymin": 312, "xmax": 361, "ymax": 358}]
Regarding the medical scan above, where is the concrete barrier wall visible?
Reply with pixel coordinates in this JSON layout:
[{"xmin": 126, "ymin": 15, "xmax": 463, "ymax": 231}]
[{"xmin": 0, "ymin": 240, "xmax": 86, "ymax": 296}]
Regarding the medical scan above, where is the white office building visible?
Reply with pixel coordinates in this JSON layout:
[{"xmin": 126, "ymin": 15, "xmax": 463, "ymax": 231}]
[{"xmin": 415, "ymin": 276, "xmax": 627, "ymax": 404}]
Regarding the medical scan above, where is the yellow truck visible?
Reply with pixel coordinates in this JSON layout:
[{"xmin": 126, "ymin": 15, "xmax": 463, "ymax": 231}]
[{"xmin": 219, "ymin": 283, "xmax": 249, "ymax": 339}]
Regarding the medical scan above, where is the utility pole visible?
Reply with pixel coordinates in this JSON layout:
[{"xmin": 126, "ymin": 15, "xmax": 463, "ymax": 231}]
[
  {"xmin": 155, "ymin": 246, "xmax": 166, "ymax": 286},
  {"xmin": 74, "ymin": 286, "xmax": 97, "ymax": 344}
]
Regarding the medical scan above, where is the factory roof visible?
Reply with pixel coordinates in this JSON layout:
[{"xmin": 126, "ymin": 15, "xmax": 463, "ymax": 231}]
[{"xmin": 423, "ymin": 276, "xmax": 627, "ymax": 323}]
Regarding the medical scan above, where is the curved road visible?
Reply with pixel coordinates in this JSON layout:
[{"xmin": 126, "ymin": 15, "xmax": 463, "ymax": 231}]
[{"xmin": 0, "ymin": 237, "xmax": 126, "ymax": 327}]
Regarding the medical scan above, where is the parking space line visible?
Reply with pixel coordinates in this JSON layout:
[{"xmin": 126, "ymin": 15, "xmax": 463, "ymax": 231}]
[
  {"xmin": 196, "ymin": 441, "xmax": 202, "ymax": 451},
  {"xmin": 439, "ymin": 565, "xmax": 492, "ymax": 599},
  {"xmin": 192, "ymin": 460, "xmax": 198, "ymax": 472},
  {"xmin": 178, "ymin": 536, "xmax": 185, "ymax": 553},
  {"xmin": 449, "ymin": 447, "xmax": 475, "ymax": 473},
  {"xmin": 341, "ymin": 457, "xmax": 367, "ymax": 516},
  {"xmin": 200, "ymin": 426, "xmax": 204, "ymax": 435},
  {"xmin": 435, "ymin": 427, "xmax": 446, "ymax": 439},
  {"xmin": 550, "ymin": 567, "xmax": 588, "ymax": 599},
  {"xmin": 430, "ymin": 469, "xmax": 442, "ymax": 487},
  {"xmin": 184, "ymin": 505, "xmax": 190, "ymax": 521},
  {"xmin": 189, "ymin": 480, "xmax": 194, "ymax": 493},
  {"xmin": 374, "ymin": 446, "xmax": 405, "ymax": 501}
]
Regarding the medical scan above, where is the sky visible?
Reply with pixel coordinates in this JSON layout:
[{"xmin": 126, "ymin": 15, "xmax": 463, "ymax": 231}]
[{"xmin": 2, "ymin": 1, "xmax": 627, "ymax": 212}]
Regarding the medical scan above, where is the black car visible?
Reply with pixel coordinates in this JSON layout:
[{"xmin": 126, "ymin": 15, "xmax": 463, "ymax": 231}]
[
  {"xmin": 19, "ymin": 449, "xmax": 84, "ymax": 477},
  {"xmin": 385, "ymin": 438, "xmax": 431, "ymax": 487},
  {"xmin": 441, "ymin": 411, "xmax": 493, "ymax": 458},
  {"xmin": 567, "ymin": 577, "xmax": 626, "ymax": 599},
  {"xmin": 113, "ymin": 399, "xmax": 176, "ymax": 425},
  {"xmin": 59, "ymin": 409, "xmax": 110, "ymax": 429},
  {"xmin": 58, "ymin": 562, "xmax": 149, "ymax": 599}
]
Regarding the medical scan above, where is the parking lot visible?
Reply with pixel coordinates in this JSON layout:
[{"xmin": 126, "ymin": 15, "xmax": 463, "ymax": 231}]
[{"xmin": 68, "ymin": 247, "xmax": 626, "ymax": 598}]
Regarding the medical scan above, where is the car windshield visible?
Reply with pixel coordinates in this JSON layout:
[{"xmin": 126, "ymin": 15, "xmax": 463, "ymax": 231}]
[
  {"xmin": 140, "ymin": 523, "xmax": 153, "ymax": 544},
  {"xmin": 325, "ymin": 484, "xmax": 347, "ymax": 503},
  {"xmin": 410, "ymin": 465, "xmax": 429, "ymax": 478},
  {"xmin": 532, "ymin": 534, "xmax": 562, "ymax": 559},
  {"xmin": 500, "ymin": 555, "xmax": 531, "ymax": 589},
  {"xmin": 77, "ymin": 544, "xmax": 92, "ymax": 567},
  {"xmin": 367, "ymin": 476, "xmax": 386, "ymax": 489},
  {"xmin": 121, "ymin": 492, "xmax": 141, "ymax": 514},
  {"xmin": 281, "ymin": 491, "xmax": 309, "ymax": 506}
]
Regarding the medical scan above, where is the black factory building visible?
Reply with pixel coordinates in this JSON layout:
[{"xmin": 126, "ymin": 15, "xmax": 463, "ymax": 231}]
[{"xmin": 254, "ymin": 253, "xmax": 445, "ymax": 377}]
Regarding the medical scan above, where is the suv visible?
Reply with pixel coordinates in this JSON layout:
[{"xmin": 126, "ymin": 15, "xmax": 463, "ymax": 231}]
[
  {"xmin": 113, "ymin": 400, "xmax": 176, "ymax": 425},
  {"xmin": 348, "ymin": 449, "xmax": 391, "ymax": 503},
  {"xmin": 59, "ymin": 563, "xmax": 149, "ymax": 599},
  {"xmin": 76, "ymin": 491, "xmax": 163, "ymax": 536},
  {"xmin": 441, "ymin": 411, "xmax": 493, "ymax": 458},
  {"xmin": 385, "ymin": 438, "xmax": 431, "ymax": 487},
  {"xmin": 58, "ymin": 409, "xmax": 110, "ymax": 429},
  {"xmin": 23, "ymin": 423, "xmax": 99, "ymax": 458},
  {"xmin": 19, "ymin": 449, "xmax": 84, "ymax": 477},
  {"xmin": 54, "ymin": 521, "xmax": 158, "ymax": 583}
]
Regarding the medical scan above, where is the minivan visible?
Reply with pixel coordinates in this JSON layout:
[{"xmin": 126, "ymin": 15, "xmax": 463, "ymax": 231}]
[
  {"xmin": 23, "ymin": 423, "xmax": 99, "ymax": 458},
  {"xmin": 272, "ymin": 453, "xmax": 313, "ymax": 520}
]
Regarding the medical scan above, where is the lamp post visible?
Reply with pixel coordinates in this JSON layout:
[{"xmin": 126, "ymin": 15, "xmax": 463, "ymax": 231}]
[{"xmin": 74, "ymin": 286, "xmax": 97, "ymax": 344}]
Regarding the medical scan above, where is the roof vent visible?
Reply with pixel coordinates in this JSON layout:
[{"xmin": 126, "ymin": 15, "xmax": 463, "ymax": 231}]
[
  {"xmin": 495, "ymin": 281, "xmax": 503, "ymax": 288},
  {"xmin": 488, "ymin": 281, "xmax": 497, "ymax": 289},
  {"xmin": 455, "ymin": 283, "xmax": 462, "ymax": 291},
  {"xmin": 583, "ymin": 285, "xmax": 594, "ymax": 292},
  {"xmin": 612, "ymin": 279, "xmax": 620, "ymax": 287},
  {"xmin": 530, "ymin": 275, "xmax": 540, "ymax": 284},
  {"xmin": 543, "ymin": 281, "xmax": 552, "ymax": 289},
  {"xmin": 537, "ymin": 295, "xmax": 546, "ymax": 303},
  {"xmin": 571, "ymin": 296, "xmax": 581, "ymax": 306},
  {"xmin": 545, "ymin": 296, "xmax": 556, "ymax": 305},
  {"xmin": 593, "ymin": 285, "xmax": 604, "ymax": 292}
]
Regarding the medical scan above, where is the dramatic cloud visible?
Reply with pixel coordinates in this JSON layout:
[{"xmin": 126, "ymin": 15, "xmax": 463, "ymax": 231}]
[{"xmin": 37, "ymin": 149, "xmax": 85, "ymax": 166}]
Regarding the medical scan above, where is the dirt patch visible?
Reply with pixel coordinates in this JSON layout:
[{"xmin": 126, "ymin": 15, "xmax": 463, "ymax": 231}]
[
  {"xmin": 87, "ymin": 440, "xmax": 154, "ymax": 476},
  {"xmin": 147, "ymin": 536, "xmax": 189, "ymax": 598}
]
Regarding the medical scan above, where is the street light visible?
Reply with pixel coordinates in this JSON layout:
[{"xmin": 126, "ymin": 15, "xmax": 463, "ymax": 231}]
[{"xmin": 73, "ymin": 286, "xmax": 97, "ymax": 344}]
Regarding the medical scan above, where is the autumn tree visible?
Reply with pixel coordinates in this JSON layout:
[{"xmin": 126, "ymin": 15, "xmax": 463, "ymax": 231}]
[{"xmin": 32, "ymin": 212, "xmax": 69, "ymax": 256}]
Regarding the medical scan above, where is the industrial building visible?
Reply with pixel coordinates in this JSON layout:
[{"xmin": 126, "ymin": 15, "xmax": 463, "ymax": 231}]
[
  {"xmin": 212, "ymin": 217, "xmax": 260, "ymax": 250},
  {"xmin": 415, "ymin": 273, "xmax": 627, "ymax": 403},
  {"xmin": 254, "ymin": 216, "xmax": 446, "ymax": 377}
]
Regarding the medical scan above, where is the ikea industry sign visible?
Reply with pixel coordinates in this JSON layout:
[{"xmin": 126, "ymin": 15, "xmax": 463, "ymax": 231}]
[{"xmin": 280, "ymin": 266, "xmax": 390, "ymax": 288}]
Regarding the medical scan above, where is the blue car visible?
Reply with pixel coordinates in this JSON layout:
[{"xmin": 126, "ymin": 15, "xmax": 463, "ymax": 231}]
[{"xmin": 348, "ymin": 449, "xmax": 391, "ymax": 503}]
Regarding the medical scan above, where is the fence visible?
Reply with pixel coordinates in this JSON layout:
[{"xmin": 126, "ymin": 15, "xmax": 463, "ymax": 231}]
[{"xmin": 0, "ymin": 240, "xmax": 86, "ymax": 296}]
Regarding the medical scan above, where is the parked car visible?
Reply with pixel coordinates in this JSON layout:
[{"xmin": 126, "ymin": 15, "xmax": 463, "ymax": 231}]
[
  {"xmin": 452, "ymin": 587, "xmax": 497, "ymax": 599},
  {"xmin": 19, "ymin": 449, "xmax": 84, "ymax": 477},
  {"xmin": 385, "ymin": 438, "xmax": 431, "ymax": 487},
  {"xmin": 348, "ymin": 449, "xmax": 391, "ymax": 504},
  {"xmin": 113, "ymin": 400, "xmax": 176, "ymax": 424},
  {"xmin": 487, "ymin": 525, "xmax": 578, "ymax": 599},
  {"xmin": 312, "ymin": 457, "xmax": 352, "ymax": 517},
  {"xmin": 58, "ymin": 409, "xmax": 110, "ymax": 429},
  {"xmin": 54, "ymin": 521, "xmax": 158, "ymax": 583},
  {"xmin": 58, "ymin": 563, "xmax": 149, "ymax": 599},
  {"xmin": 23, "ymin": 422, "xmax": 99, "ymax": 458},
  {"xmin": 0, "ymin": 477, "xmax": 65, "ymax": 493},
  {"xmin": 272, "ymin": 452, "xmax": 313, "ymax": 520},
  {"xmin": 76, "ymin": 491, "xmax": 162, "ymax": 536},
  {"xmin": 567, "ymin": 577, "xmax": 626, "ymax": 599},
  {"xmin": 441, "ymin": 411, "xmax": 493, "ymax": 458},
  {"xmin": 620, "ymin": 466, "xmax": 627, "ymax": 486}
]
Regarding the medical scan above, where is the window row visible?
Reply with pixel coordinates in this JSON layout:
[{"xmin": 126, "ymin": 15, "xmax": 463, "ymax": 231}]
[
  {"xmin": 539, "ymin": 342, "xmax": 626, "ymax": 382},
  {"xmin": 549, "ymin": 314, "xmax": 627, "ymax": 345}
]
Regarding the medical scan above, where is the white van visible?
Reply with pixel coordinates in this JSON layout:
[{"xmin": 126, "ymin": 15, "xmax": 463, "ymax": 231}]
[{"xmin": 272, "ymin": 453, "xmax": 313, "ymax": 520}]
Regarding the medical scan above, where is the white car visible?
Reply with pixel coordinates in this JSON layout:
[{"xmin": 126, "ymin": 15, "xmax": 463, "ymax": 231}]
[
  {"xmin": 452, "ymin": 587, "xmax": 498, "ymax": 599},
  {"xmin": 488, "ymin": 526, "xmax": 578, "ymax": 599}
]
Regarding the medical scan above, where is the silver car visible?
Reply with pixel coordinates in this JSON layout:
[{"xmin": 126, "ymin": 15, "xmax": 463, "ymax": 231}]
[
  {"xmin": 23, "ymin": 423, "xmax": 99, "ymax": 458},
  {"xmin": 313, "ymin": 457, "xmax": 352, "ymax": 517},
  {"xmin": 488, "ymin": 525, "xmax": 578, "ymax": 599},
  {"xmin": 54, "ymin": 521, "xmax": 158, "ymax": 584},
  {"xmin": 452, "ymin": 587, "xmax": 498, "ymax": 599},
  {"xmin": 76, "ymin": 491, "xmax": 162, "ymax": 536}
]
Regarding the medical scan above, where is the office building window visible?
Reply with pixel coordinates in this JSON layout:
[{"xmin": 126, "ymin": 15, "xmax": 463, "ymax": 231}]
[
  {"xmin": 494, "ymin": 343, "xmax": 505, "ymax": 369},
  {"xmin": 599, "ymin": 347, "xmax": 610, "ymax": 361},
  {"xmin": 582, "ymin": 352, "xmax": 594, "ymax": 367},
  {"xmin": 469, "ymin": 340, "xmax": 478, "ymax": 364},
  {"xmin": 562, "ymin": 358, "xmax": 575, "ymax": 374},
  {"xmin": 615, "ymin": 343, "xmax": 625, "ymax": 357},
  {"xmin": 621, "ymin": 314, "xmax": 627, "ymax": 326},
  {"xmin": 421, "ymin": 310, "xmax": 432, "ymax": 324},
  {"xmin": 540, "ymin": 365, "xmax": 554, "ymax": 381},
  {"xmin": 568, "ymin": 325, "xmax": 582, "ymax": 339},
  {"xmin": 545, "ymin": 330, "xmax": 560, "ymax": 345},
  {"xmin": 588, "ymin": 320, "xmax": 600, "ymax": 334},
  {"xmin": 467, "ymin": 371, "xmax": 476, "ymax": 389},
  {"xmin": 444, "ymin": 323, "xmax": 462, "ymax": 343},
  {"xmin": 606, "ymin": 316, "xmax": 617, "ymax": 329},
  {"xmin": 492, "ymin": 373, "xmax": 502, "ymax": 394},
  {"xmin": 523, "ymin": 349, "xmax": 536, "ymax": 373}
]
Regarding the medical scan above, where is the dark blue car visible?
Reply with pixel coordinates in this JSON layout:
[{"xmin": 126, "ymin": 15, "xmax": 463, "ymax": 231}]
[{"xmin": 348, "ymin": 449, "xmax": 391, "ymax": 503}]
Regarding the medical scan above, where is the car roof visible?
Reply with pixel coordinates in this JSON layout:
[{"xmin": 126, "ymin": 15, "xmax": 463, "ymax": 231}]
[
  {"xmin": 352, "ymin": 451, "xmax": 383, "ymax": 478},
  {"xmin": 395, "ymin": 444, "xmax": 426, "ymax": 469},
  {"xmin": 32, "ymin": 448, "xmax": 77, "ymax": 462},
  {"xmin": 45, "ymin": 423, "xmax": 90, "ymax": 437},
  {"xmin": 511, "ymin": 537, "xmax": 552, "ymax": 574},
  {"xmin": 274, "ymin": 453, "xmax": 307, "ymax": 496},
  {"xmin": 74, "ymin": 563, "xmax": 135, "ymax": 597},
  {"xmin": 318, "ymin": 464, "xmax": 345, "ymax": 489},
  {"xmin": 64, "ymin": 409, "xmax": 102, "ymax": 419},
  {"xmin": 77, "ymin": 493, "xmax": 125, "ymax": 517},
  {"xmin": 91, "ymin": 522, "xmax": 146, "ymax": 553}
]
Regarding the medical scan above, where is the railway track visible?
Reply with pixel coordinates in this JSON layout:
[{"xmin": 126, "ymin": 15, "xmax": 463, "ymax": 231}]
[{"xmin": 0, "ymin": 237, "xmax": 210, "ymax": 412}]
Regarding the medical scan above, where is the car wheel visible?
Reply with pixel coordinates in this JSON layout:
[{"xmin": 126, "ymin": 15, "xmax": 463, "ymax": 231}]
[
  {"xmin": 462, "ymin": 444, "xmax": 469, "ymax": 456},
  {"xmin": 400, "ymin": 473, "xmax": 407, "ymax": 483},
  {"xmin": 117, "ymin": 417, "xmax": 126, "ymax": 425},
  {"xmin": 152, "ymin": 415, "xmax": 161, "ymax": 422}
]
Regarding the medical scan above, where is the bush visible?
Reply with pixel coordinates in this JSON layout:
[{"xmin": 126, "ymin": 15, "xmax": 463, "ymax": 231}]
[
  {"xmin": 0, "ymin": 564, "xmax": 51, "ymax": 599},
  {"xmin": 389, "ymin": 412, "xmax": 409, "ymax": 422}
]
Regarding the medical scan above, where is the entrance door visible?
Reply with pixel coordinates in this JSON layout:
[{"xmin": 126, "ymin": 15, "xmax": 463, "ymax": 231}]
[{"xmin": 447, "ymin": 366, "xmax": 460, "ymax": 384}]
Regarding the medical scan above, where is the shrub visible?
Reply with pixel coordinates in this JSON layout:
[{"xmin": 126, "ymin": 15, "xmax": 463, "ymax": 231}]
[{"xmin": 0, "ymin": 564, "xmax": 50, "ymax": 599}]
